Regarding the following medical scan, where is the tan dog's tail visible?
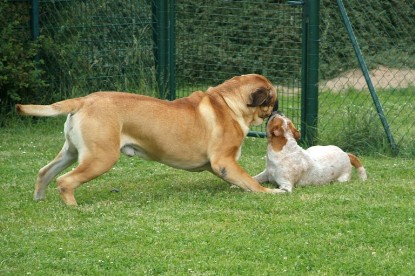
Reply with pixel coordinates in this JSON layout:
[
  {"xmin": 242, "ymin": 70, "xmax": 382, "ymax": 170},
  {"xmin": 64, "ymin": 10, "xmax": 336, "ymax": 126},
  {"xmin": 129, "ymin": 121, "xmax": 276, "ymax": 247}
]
[
  {"xmin": 16, "ymin": 98, "xmax": 84, "ymax": 117},
  {"xmin": 348, "ymin": 153, "xmax": 367, "ymax": 181}
]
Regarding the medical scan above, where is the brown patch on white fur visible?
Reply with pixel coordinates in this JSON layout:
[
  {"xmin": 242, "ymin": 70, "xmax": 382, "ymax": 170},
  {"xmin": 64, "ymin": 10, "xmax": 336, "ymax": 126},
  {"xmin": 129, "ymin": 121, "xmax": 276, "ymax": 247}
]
[
  {"xmin": 348, "ymin": 153, "xmax": 368, "ymax": 181},
  {"xmin": 288, "ymin": 121, "xmax": 301, "ymax": 141},
  {"xmin": 267, "ymin": 117, "xmax": 287, "ymax": 152},
  {"xmin": 267, "ymin": 116, "xmax": 300, "ymax": 152}
]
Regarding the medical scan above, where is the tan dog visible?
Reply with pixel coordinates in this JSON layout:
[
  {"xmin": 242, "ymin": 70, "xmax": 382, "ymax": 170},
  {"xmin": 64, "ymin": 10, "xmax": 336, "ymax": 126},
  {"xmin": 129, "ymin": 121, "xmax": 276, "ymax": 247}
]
[
  {"xmin": 16, "ymin": 74, "xmax": 281, "ymax": 205},
  {"xmin": 254, "ymin": 113, "xmax": 367, "ymax": 192}
]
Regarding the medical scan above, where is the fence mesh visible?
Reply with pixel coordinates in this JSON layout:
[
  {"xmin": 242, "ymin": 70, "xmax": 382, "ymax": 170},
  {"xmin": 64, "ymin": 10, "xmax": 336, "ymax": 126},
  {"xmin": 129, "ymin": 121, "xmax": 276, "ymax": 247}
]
[
  {"xmin": 5, "ymin": 0, "xmax": 415, "ymax": 155},
  {"xmin": 175, "ymin": 1, "xmax": 303, "ymax": 130},
  {"xmin": 38, "ymin": 0, "xmax": 156, "ymax": 100},
  {"xmin": 319, "ymin": 0, "xmax": 415, "ymax": 155}
]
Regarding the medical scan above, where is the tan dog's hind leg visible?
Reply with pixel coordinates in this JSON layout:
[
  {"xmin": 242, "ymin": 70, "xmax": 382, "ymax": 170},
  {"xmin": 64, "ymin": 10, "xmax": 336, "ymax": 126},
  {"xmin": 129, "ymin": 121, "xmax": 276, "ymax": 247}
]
[
  {"xmin": 211, "ymin": 158, "xmax": 280, "ymax": 194},
  {"xmin": 34, "ymin": 142, "xmax": 77, "ymax": 201},
  {"xmin": 57, "ymin": 149, "xmax": 120, "ymax": 206}
]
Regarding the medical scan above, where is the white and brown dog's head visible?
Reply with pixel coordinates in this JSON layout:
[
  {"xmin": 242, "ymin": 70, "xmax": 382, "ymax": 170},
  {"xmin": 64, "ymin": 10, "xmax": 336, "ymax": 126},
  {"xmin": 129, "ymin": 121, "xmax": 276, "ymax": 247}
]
[
  {"xmin": 266, "ymin": 113, "xmax": 301, "ymax": 151},
  {"xmin": 208, "ymin": 74, "xmax": 278, "ymax": 126}
]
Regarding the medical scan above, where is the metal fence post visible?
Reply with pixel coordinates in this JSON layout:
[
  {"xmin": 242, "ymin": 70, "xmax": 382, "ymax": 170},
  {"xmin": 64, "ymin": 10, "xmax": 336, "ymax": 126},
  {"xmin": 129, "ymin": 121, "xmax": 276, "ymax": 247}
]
[
  {"xmin": 30, "ymin": 0, "xmax": 39, "ymax": 40},
  {"xmin": 336, "ymin": 0, "xmax": 398, "ymax": 154},
  {"xmin": 301, "ymin": 0, "xmax": 320, "ymax": 146},
  {"xmin": 152, "ymin": 0, "xmax": 166, "ymax": 99},
  {"xmin": 152, "ymin": 0, "xmax": 176, "ymax": 100},
  {"xmin": 167, "ymin": 0, "xmax": 176, "ymax": 101},
  {"xmin": 30, "ymin": 0, "xmax": 40, "ymax": 62}
]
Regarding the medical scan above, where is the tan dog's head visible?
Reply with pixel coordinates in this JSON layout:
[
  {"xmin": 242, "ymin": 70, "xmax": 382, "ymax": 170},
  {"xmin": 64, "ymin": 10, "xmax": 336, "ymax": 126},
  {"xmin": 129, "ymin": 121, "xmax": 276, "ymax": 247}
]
[
  {"xmin": 267, "ymin": 114, "xmax": 300, "ymax": 149},
  {"xmin": 209, "ymin": 74, "xmax": 278, "ymax": 126}
]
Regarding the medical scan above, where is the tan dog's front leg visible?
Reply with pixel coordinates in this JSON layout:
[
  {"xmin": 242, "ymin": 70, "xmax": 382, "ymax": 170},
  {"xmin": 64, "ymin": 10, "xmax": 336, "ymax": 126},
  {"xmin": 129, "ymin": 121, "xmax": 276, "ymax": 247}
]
[{"xmin": 211, "ymin": 158, "xmax": 280, "ymax": 194}]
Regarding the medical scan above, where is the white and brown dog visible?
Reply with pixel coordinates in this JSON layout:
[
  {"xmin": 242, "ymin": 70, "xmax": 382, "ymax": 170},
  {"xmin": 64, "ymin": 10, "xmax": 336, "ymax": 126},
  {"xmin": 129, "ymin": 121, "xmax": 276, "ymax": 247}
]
[
  {"xmin": 254, "ymin": 113, "xmax": 367, "ymax": 192},
  {"xmin": 16, "ymin": 74, "xmax": 281, "ymax": 205}
]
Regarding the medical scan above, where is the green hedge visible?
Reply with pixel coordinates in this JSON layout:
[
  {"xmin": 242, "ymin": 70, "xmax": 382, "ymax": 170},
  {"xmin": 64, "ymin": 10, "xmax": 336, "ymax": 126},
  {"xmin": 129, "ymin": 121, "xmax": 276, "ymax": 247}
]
[
  {"xmin": 176, "ymin": 1, "xmax": 302, "ymax": 84},
  {"xmin": 0, "ymin": 1, "xmax": 47, "ymax": 111},
  {"xmin": 1, "ymin": 0, "xmax": 414, "ymax": 109}
]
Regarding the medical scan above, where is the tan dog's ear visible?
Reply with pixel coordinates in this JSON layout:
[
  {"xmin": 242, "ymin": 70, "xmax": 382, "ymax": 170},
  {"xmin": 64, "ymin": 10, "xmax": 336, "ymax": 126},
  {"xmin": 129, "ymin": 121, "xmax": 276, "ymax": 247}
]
[
  {"xmin": 288, "ymin": 121, "xmax": 301, "ymax": 141},
  {"xmin": 247, "ymin": 87, "xmax": 271, "ymax": 107}
]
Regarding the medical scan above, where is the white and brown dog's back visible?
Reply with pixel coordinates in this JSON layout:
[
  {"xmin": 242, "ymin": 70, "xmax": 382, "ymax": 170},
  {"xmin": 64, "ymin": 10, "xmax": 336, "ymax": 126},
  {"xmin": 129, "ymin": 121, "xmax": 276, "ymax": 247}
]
[{"xmin": 254, "ymin": 113, "xmax": 367, "ymax": 192}]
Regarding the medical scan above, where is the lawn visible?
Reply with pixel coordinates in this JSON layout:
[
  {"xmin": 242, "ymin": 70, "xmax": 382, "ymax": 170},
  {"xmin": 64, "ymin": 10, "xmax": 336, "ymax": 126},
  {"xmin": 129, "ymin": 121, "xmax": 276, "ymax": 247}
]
[{"xmin": 1, "ymin": 118, "xmax": 414, "ymax": 275}]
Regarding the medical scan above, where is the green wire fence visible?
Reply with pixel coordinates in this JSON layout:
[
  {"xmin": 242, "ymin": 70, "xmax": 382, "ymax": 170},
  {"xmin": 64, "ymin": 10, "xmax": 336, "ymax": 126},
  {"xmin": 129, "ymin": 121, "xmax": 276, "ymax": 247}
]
[{"xmin": 4, "ymin": 0, "xmax": 415, "ymax": 155}]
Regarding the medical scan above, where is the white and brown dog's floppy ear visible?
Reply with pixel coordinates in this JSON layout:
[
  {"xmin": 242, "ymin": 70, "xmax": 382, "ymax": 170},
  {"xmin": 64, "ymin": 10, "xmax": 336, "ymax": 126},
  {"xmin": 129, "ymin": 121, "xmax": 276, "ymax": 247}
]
[
  {"xmin": 288, "ymin": 121, "xmax": 301, "ymax": 141},
  {"xmin": 247, "ymin": 87, "xmax": 272, "ymax": 107}
]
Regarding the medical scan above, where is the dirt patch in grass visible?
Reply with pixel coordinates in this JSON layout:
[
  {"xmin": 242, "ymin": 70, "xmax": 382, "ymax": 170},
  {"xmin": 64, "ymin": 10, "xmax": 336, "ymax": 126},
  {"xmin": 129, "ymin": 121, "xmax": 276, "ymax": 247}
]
[{"xmin": 320, "ymin": 66, "xmax": 415, "ymax": 92}]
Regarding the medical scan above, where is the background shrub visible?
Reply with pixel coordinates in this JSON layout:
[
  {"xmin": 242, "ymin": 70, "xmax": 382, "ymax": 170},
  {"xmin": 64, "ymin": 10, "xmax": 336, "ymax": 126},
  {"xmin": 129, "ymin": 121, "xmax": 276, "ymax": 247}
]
[
  {"xmin": 0, "ymin": 1, "xmax": 47, "ymax": 112},
  {"xmin": 2, "ymin": 0, "xmax": 414, "ymax": 104}
]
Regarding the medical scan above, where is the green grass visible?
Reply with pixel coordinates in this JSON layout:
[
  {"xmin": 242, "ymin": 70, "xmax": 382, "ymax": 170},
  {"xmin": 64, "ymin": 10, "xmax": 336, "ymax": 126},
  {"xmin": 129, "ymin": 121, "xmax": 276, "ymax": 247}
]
[{"xmin": 1, "ymin": 119, "xmax": 414, "ymax": 275}]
